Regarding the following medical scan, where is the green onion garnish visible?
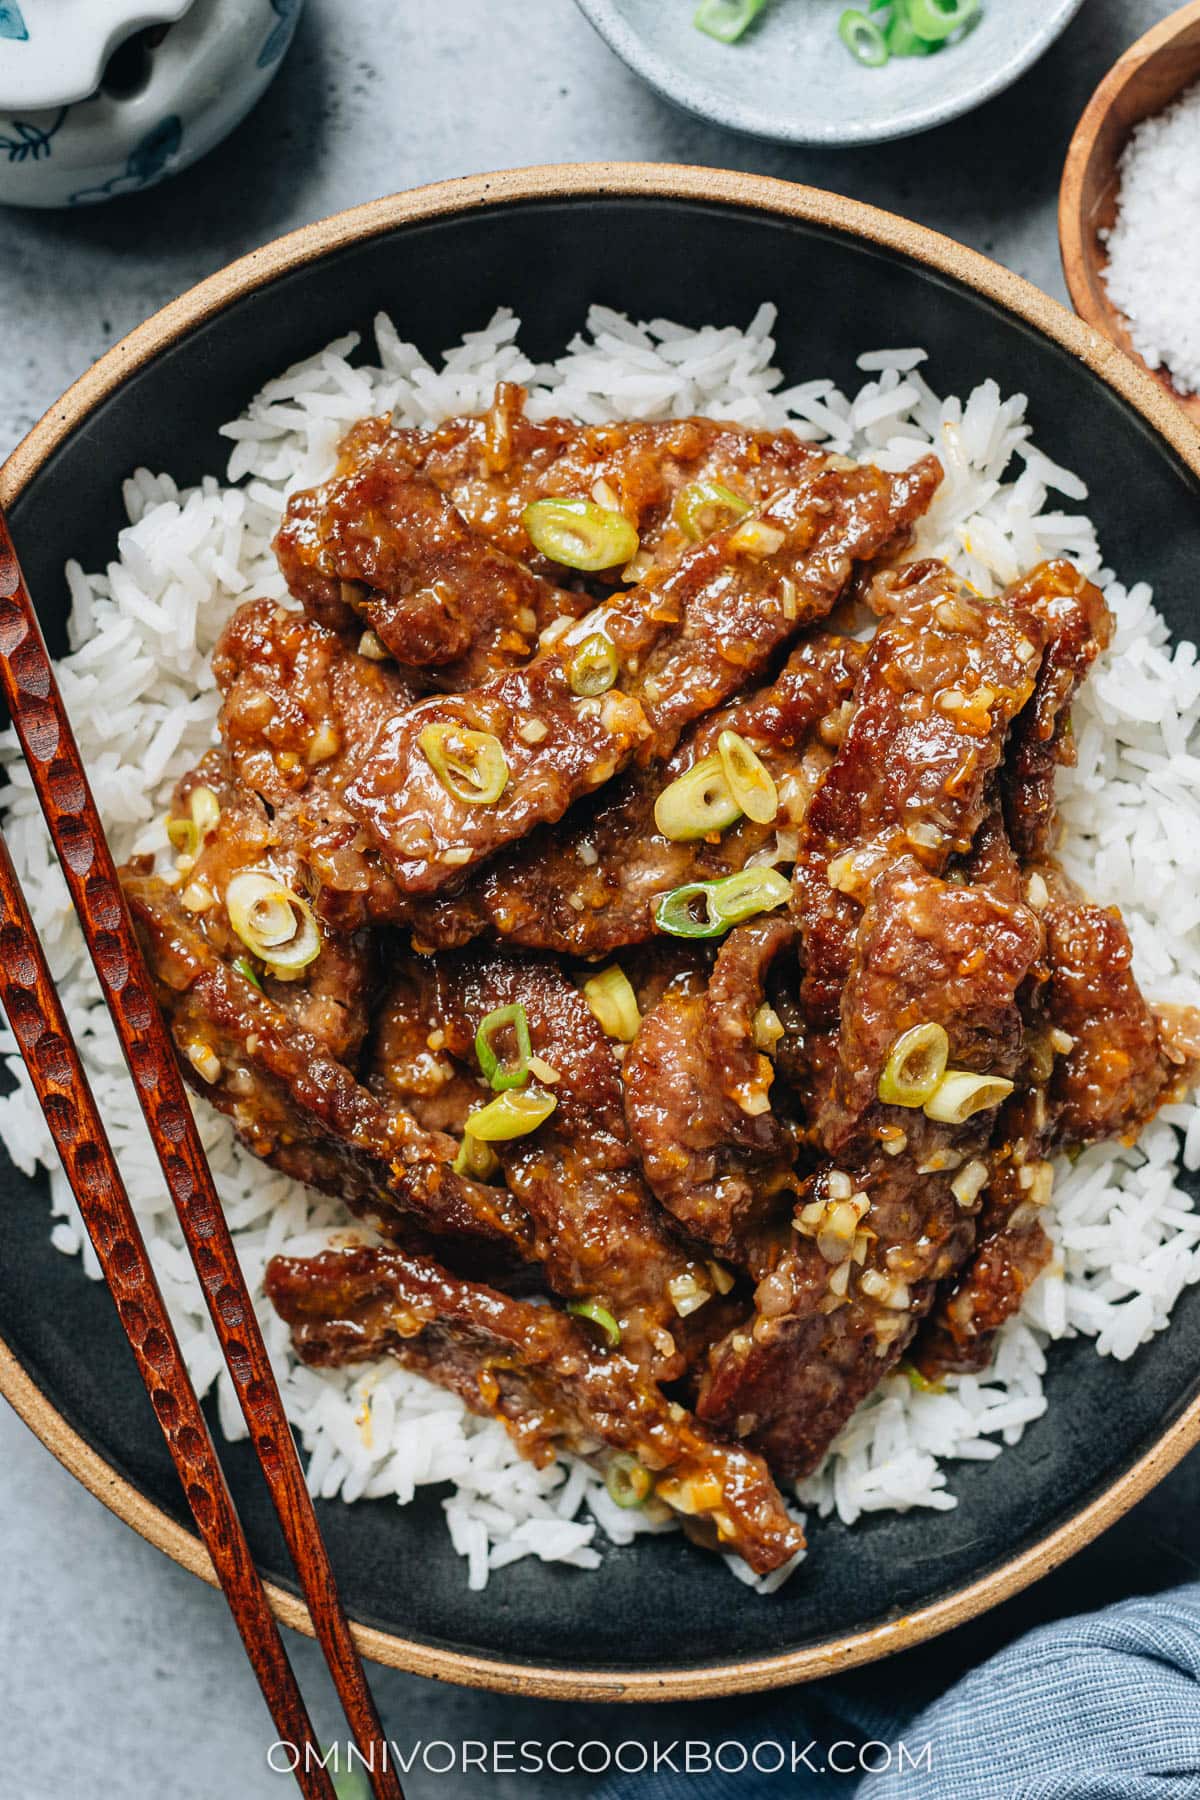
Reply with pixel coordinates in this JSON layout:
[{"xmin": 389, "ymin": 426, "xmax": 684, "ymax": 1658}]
[
  {"xmin": 839, "ymin": 8, "xmax": 890, "ymax": 65},
  {"xmin": 885, "ymin": 7, "xmax": 936, "ymax": 54},
  {"xmin": 673, "ymin": 479, "xmax": 751, "ymax": 540},
  {"xmin": 452, "ymin": 1132, "xmax": 500, "ymax": 1181},
  {"xmin": 904, "ymin": 0, "xmax": 978, "ymax": 40},
  {"xmin": 232, "ymin": 955, "xmax": 262, "ymax": 990},
  {"xmin": 418, "ymin": 723, "xmax": 509, "ymax": 807},
  {"xmin": 605, "ymin": 1452, "xmax": 654, "ymax": 1509},
  {"xmin": 653, "ymin": 752, "xmax": 742, "ymax": 842},
  {"xmin": 654, "ymin": 865, "xmax": 791, "ymax": 939},
  {"xmin": 464, "ymin": 1087, "xmax": 557, "ymax": 1142},
  {"xmin": 523, "ymin": 498, "xmax": 639, "ymax": 572},
  {"xmin": 475, "ymin": 1002, "xmax": 533, "ymax": 1092},
  {"xmin": 693, "ymin": 0, "xmax": 768, "ymax": 42},
  {"xmin": 567, "ymin": 1299, "xmax": 622, "ymax": 1348},
  {"xmin": 225, "ymin": 870, "xmax": 321, "ymax": 975},
  {"xmin": 567, "ymin": 632, "xmax": 619, "ymax": 698}
]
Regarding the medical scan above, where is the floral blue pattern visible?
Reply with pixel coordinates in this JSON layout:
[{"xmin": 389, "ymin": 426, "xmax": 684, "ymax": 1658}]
[
  {"xmin": 69, "ymin": 113, "xmax": 182, "ymax": 204},
  {"xmin": 0, "ymin": 3, "xmax": 28, "ymax": 41},
  {"xmin": 258, "ymin": 0, "xmax": 300, "ymax": 68},
  {"xmin": 0, "ymin": 103, "xmax": 64, "ymax": 163}
]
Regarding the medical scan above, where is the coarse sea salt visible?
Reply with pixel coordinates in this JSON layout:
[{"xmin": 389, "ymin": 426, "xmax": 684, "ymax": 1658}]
[{"xmin": 1101, "ymin": 78, "xmax": 1200, "ymax": 397}]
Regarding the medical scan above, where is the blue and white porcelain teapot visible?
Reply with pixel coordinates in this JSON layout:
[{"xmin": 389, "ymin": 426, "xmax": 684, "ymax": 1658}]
[{"xmin": 0, "ymin": 0, "xmax": 301, "ymax": 206}]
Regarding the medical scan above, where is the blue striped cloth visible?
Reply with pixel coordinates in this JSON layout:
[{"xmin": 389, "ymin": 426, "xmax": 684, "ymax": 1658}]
[{"xmin": 598, "ymin": 1585, "xmax": 1200, "ymax": 1799}]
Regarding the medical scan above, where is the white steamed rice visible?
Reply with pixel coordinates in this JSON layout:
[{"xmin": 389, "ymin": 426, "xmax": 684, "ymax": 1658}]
[{"xmin": 2, "ymin": 303, "xmax": 1199, "ymax": 1591}]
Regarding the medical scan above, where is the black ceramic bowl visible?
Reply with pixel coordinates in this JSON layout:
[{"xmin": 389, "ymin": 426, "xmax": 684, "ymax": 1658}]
[{"xmin": 3, "ymin": 166, "xmax": 1199, "ymax": 1701}]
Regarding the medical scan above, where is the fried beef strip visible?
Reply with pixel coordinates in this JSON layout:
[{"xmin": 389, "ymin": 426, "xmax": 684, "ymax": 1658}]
[
  {"xmin": 1041, "ymin": 872, "xmax": 1198, "ymax": 1143},
  {"xmin": 689, "ymin": 565, "xmax": 1077, "ymax": 1473},
  {"xmin": 1001, "ymin": 563, "xmax": 1115, "ymax": 860},
  {"xmin": 698, "ymin": 857, "xmax": 1045, "ymax": 1476},
  {"xmin": 623, "ymin": 915, "xmax": 799, "ymax": 1267},
  {"xmin": 266, "ymin": 1243, "xmax": 804, "ymax": 1575},
  {"xmin": 208, "ymin": 598, "xmax": 414, "ymax": 932},
  {"xmin": 274, "ymin": 461, "xmax": 593, "ymax": 689},
  {"xmin": 423, "ymin": 632, "xmax": 865, "ymax": 959},
  {"xmin": 377, "ymin": 950, "xmax": 726, "ymax": 1378},
  {"xmin": 342, "ymin": 454, "xmax": 943, "ymax": 894},
  {"xmin": 918, "ymin": 867, "xmax": 1200, "ymax": 1374},
  {"xmin": 122, "ymin": 871, "xmax": 535, "ymax": 1273},
  {"xmin": 331, "ymin": 384, "xmax": 826, "ymax": 578},
  {"xmin": 791, "ymin": 561, "xmax": 1056, "ymax": 1100}
]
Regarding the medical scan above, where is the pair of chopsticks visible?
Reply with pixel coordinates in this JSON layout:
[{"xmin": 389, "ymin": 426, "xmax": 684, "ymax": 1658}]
[{"xmin": 0, "ymin": 509, "xmax": 405, "ymax": 1800}]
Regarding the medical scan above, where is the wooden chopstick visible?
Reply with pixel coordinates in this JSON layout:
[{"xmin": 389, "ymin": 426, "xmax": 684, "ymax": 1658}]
[
  {"xmin": 0, "ymin": 826, "xmax": 339, "ymax": 1800},
  {"xmin": 0, "ymin": 511, "xmax": 405, "ymax": 1800}
]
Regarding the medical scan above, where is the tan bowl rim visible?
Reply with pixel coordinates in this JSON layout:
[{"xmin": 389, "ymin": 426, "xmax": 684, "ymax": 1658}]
[
  {"xmin": 1058, "ymin": 0, "xmax": 1200, "ymax": 340},
  {"xmin": 3, "ymin": 161, "xmax": 1200, "ymax": 1702}
]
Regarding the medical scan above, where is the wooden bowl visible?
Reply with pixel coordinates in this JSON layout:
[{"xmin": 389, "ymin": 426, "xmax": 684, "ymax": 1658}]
[{"xmin": 1060, "ymin": 2, "xmax": 1200, "ymax": 430}]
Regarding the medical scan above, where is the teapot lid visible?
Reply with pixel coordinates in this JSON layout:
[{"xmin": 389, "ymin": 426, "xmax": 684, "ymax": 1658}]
[{"xmin": 0, "ymin": 1, "xmax": 193, "ymax": 111}]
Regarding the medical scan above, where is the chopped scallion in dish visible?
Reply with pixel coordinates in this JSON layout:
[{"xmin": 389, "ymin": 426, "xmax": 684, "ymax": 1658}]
[{"xmin": 692, "ymin": 0, "xmax": 981, "ymax": 67}]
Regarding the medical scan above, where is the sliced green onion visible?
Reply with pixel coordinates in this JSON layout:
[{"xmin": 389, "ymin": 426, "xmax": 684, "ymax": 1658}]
[
  {"xmin": 418, "ymin": 723, "xmax": 508, "ymax": 807},
  {"xmin": 582, "ymin": 966, "xmax": 641, "ymax": 1043},
  {"xmin": 924, "ymin": 1069, "xmax": 1014, "ymax": 1124},
  {"xmin": 605, "ymin": 1452, "xmax": 654, "ymax": 1508},
  {"xmin": 839, "ymin": 8, "xmax": 890, "ymax": 64},
  {"xmin": 567, "ymin": 1299, "xmax": 622, "ymax": 1348},
  {"xmin": 523, "ymin": 497, "xmax": 639, "ymax": 572},
  {"xmin": 232, "ymin": 955, "xmax": 262, "ymax": 990},
  {"xmin": 904, "ymin": 0, "xmax": 979, "ymax": 41},
  {"xmin": 693, "ymin": 0, "xmax": 768, "ymax": 41},
  {"xmin": 225, "ymin": 870, "xmax": 321, "ymax": 975},
  {"xmin": 886, "ymin": 9, "xmax": 936, "ymax": 53},
  {"xmin": 717, "ymin": 729, "xmax": 778, "ymax": 826},
  {"xmin": 567, "ymin": 632, "xmax": 619, "ymax": 698},
  {"xmin": 877, "ymin": 1023, "xmax": 950, "ymax": 1108},
  {"xmin": 452, "ymin": 1132, "xmax": 500, "ymax": 1180},
  {"xmin": 653, "ymin": 752, "xmax": 742, "ymax": 841},
  {"xmin": 465, "ymin": 1087, "xmax": 557, "ymax": 1142},
  {"xmin": 475, "ymin": 1002, "xmax": 532, "ymax": 1092},
  {"xmin": 674, "ymin": 480, "xmax": 751, "ymax": 540},
  {"xmin": 654, "ymin": 866, "xmax": 791, "ymax": 939},
  {"xmin": 166, "ymin": 784, "xmax": 220, "ymax": 858}
]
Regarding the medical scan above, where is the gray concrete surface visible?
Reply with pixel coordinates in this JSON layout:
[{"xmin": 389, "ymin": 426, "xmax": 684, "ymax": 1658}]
[{"xmin": 0, "ymin": 3, "xmax": 1191, "ymax": 1796}]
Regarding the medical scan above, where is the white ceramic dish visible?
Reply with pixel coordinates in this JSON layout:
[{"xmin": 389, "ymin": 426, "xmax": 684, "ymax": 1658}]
[
  {"xmin": 574, "ymin": 0, "xmax": 1087, "ymax": 146},
  {"xmin": 0, "ymin": 0, "xmax": 301, "ymax": 206}
]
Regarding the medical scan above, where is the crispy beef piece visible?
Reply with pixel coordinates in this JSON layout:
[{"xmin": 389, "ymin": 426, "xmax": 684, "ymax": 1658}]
[
  {"xmin": 621, "ymin": 938, "xmax": 715, "ymax": 1016},
  {"xmin": 335, "ymin": 385, "xmax": 825, "ymax": 578},
  {"xmin": 368, "ymin": 966, "xmax": 483, "ymax": 1137},
  {"xmin": 274, "ymin": 462, "xmax": 592, "ymax": 689},
  {"xmin": 913, "ymin": 1095, "xmax": 1054, "ymax": 1380},
  {"xmin": 821, "ymin": 856, "xmax": 1043, "ymax": 1151},
  {"xmin": 167, "ymin": 759, "xmax": 375, "ymax": 1069},
  {"xmin": 792, "ymin": 562, "xmax": 1050, "ymax": 1065},
  {"xmin": 342, "ymin": 455, "xmax": 942, "ymax": 894},
  {"xmin": 1001, "ymin": 564, "xmax": 1114, "ymax": 860},
  {"xmin": 1043, "ymin": 877, "xmax": 1192, "ymax": 1144},
  {"xmin": 380, "ymin": 950, "xmax": 724, "ymax": 1378},
  {"xmin": 918, "ymin": 867, "xmax": 1200, "ymax": 1376},
  {"xmin": 122, "ymin": 872, "xmax": 535, "ymax": 1271},
  {"xmin": 213, "ymin": 597, "xmax": 418, "ymax": 802},
  {"xmin": 266, "ymin": 1244, "xmax": 804, "ymax": 1575},
  {"xmin": 208, "ymin": 600, "xmax": 413, "ymax": 933},
  {"xmin": 430, "ymin": 634, "xmax": 864, "ymax": 959},
  {"xmin": 698, "ymin": 859, "xmax": 1044, "ymax": 1477},
  {"xmin": 623, "ymin": 915, "xmax": 799, "ymax": 1266}
]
